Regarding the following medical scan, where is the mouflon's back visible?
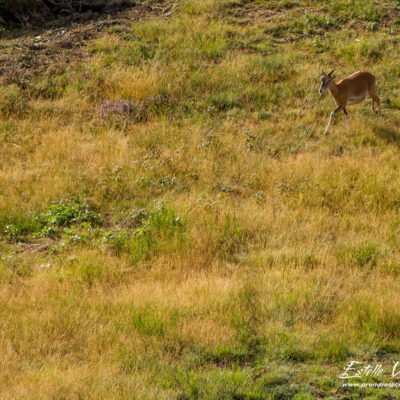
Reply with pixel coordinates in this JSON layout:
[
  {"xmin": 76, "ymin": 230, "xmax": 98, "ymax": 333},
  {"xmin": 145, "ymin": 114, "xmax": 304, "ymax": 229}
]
[{"xmin": 338, "ymin": 71, "xmax": 375, "ymax": 89}]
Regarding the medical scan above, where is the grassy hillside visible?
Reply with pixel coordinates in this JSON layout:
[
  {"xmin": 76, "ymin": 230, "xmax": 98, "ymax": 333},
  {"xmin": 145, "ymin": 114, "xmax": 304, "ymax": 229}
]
[
  {"xmin": 1, "ymin": 0, "xmax": 400, "ymax": 398},
  {"xmin": 0, "ymin": 0, "xmax": 135, "ymax": 27}
]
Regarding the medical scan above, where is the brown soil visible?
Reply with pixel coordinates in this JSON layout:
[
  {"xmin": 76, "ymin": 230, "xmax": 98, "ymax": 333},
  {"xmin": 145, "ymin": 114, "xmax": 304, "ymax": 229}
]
[
  {"xmin": 0, "ymin": 1, "xmax": 173, "ymax": 88},
  {"xmin": 221, "ymin": 2, "xmax": 283, "ymax": 25},
  {"xmin": 0, "ymin": 0, "xmax": 142, "ymax": 28}
]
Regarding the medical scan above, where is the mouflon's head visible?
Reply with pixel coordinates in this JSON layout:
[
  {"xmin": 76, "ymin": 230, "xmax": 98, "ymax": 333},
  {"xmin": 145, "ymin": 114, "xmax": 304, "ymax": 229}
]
[{"xmin": 319, "ymin": 70, "xmax": 335, "ymax": 94}]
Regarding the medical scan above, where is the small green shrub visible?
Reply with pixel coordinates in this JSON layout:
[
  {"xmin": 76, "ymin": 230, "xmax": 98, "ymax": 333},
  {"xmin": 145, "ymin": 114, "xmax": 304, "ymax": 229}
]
[
  {"xmin": 36, "ymin": 195, "xmax": 101, "ymax": 238},
  {"xmin": 1, "ymin": 195, "xmax": 102, "ymax": 241},
  {"xmin": 63, "ymin": 224, "xmax": 92, "ymax": 244}
]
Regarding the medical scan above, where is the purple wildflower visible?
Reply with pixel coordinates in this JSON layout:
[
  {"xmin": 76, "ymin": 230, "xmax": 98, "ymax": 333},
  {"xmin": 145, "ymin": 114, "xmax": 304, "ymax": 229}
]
[{"xmin": 96, "ymin": 95, "xmax": 177, "ymax": 122}]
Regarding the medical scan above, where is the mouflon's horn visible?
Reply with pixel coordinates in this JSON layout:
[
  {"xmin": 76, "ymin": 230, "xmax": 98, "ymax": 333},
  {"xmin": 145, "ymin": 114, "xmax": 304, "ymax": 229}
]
[{"xmin": 328, "ymin": 69, "xmax": 335, "ymax": 76}]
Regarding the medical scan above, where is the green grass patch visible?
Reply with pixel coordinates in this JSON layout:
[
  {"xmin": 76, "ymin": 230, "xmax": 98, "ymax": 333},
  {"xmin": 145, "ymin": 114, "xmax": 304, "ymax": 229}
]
[{"xmin": 336, "ymin": 242, "xmax": 381, "ymax": 268}]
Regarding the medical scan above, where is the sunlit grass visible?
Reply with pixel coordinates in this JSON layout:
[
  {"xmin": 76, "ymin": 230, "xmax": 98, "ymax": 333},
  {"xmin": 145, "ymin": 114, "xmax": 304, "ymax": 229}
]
[{"xmin": 1, "ymin": 0, "xmax": 400, "ymax": 398}]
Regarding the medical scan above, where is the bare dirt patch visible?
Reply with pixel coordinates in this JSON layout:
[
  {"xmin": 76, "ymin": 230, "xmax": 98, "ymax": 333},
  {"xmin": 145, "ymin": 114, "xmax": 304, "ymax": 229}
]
[
  {"xmin": 220, "ymin": 2, "xmax": 287, "ymax": 25},
  {"xmin": 0, "ymin": 0, "xmax": 140, "ymax": 27},
  {"xmin": 0, "ymin": 1, "xmax": 173, "ymax": 88}
]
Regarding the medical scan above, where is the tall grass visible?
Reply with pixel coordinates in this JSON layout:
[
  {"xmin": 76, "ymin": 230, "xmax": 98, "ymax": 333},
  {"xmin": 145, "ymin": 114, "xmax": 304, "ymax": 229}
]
[{"xmin": 1, "ymin": 0, "xmax": 400, "ymax": 398}]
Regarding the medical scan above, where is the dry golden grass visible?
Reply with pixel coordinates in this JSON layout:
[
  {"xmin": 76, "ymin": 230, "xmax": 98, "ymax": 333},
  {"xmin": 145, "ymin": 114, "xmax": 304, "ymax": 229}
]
[{"xmin": 1, "ymin": 0, "xmax": 400, "ymax": 398}]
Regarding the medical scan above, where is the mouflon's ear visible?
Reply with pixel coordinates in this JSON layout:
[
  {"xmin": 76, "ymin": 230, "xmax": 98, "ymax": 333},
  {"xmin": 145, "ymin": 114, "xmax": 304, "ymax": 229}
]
[{"xmin": 321, "ymin": 70, "xmax": 325, "ymax": 76}]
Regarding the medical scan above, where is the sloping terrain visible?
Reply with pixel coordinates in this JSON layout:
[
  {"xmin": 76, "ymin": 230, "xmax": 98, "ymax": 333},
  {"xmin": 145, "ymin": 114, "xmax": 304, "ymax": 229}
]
[
  {"xmin": 0, "ymin": 0, "xmax": 139, "ymax": 27},
  {"xmin": 0, "ymin": 2, "xmax": 170, "ymax": 87},
  {"xmin": 1, "ymin": 0, "xmax": 400, "ymax": 398}
]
